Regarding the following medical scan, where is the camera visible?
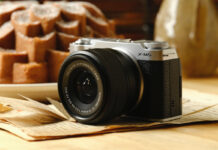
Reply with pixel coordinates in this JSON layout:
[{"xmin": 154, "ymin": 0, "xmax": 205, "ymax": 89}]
[{"xmin": 58, "ymin": 38, "xmax": 182, "ymax": 124}]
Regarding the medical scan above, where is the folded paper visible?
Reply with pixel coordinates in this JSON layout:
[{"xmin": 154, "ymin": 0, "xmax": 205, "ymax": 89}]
[{"xmin": 0, "ymin": 88, "xmax": 217, "ymax": 141}]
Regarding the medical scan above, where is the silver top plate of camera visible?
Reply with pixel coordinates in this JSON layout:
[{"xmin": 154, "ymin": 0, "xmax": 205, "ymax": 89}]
[{"xmin": 69, "ymin": 38, "xmax": 178, "ymax": 61}]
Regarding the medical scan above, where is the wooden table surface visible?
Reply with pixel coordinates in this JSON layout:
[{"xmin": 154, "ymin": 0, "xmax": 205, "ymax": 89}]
[{"xmin": 1, "ymin": 78, "xmax": 218, "ymax": 150}]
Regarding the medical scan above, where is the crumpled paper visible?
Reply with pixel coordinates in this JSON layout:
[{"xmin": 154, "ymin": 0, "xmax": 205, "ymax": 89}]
[{"xmin": 0, "ymin": 88, "xmax": 218, "ymax": 141}]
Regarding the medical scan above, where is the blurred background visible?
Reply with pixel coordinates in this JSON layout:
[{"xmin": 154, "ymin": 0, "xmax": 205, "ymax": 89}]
[
  {"xmin": 8, "ymin": 0, "xmax": 216, "ymax": 41},
  {"xmin": 8, "ymin": 0, "xmax": 162, "ymax": 40},
  {"xmin": 46, "ymin": 0, "xmax": 217, "ymax": 77},
  {"xmin": 2, "ymin": 0, "xmax": 218, "ymax": 77}
]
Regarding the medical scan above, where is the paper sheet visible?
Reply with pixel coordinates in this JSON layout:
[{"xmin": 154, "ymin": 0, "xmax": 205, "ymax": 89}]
[{"xmin": 0, "ymin": 88, "xmax": 217, "ymax": 141}]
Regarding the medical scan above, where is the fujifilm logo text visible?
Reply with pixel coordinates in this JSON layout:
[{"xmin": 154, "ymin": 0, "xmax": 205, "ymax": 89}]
[{"xmin": 138, "ymin": 52, "xmax": 152, "ymax": 57}]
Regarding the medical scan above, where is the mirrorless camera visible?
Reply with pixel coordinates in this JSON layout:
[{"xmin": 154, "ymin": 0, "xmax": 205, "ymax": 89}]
[{"xmin": 58, "ymin": 38, "xmax": 182, "ymax": 124}]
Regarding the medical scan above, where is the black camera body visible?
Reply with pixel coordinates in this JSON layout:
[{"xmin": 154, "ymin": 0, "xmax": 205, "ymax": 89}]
[{"xmin": 58, "ymin": 38, "xmax": 182, "ymax": 124}]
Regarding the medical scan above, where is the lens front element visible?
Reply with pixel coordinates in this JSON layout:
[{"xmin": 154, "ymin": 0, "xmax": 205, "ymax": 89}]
[{"xmin": 72, "ymin": 68, "xmax": 97, "ymax": 104}]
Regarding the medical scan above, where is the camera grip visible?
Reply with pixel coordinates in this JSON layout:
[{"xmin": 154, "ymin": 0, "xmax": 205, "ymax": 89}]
[{"xmin": 130, "ymin": 59, "xmax": 182, "ymax": 120}]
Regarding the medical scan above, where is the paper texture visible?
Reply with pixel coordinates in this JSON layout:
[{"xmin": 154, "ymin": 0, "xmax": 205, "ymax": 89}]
[{"xmin": 0, "ymin": 88, "xmax": 218, "ymax": 141}]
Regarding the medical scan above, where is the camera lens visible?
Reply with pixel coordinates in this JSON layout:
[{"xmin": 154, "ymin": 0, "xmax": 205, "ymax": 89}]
[
  {"xmin": 58, "ymin": 49, "xmax": 143, "ymax": 124},
  {"xmin": 71, "ymin": 68, "xmax": 97, "ymax": 104},
  {"xmin": 59, "ymin": 59, "xmax": 104, "ymax": 119}
]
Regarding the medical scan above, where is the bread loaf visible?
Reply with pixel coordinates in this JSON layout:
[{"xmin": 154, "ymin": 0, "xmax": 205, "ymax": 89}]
[
  {"xmin": 11, "ymin": 10, "xmax": 42, "ymax": 37},
  {"xmin": 0, "ymin": 3, "xmax": 25, "ymax": 26},
  {"xmin": 0, "ymin": 2, "xmax": 117, "ymax": 84},
  {"xmin": 30, "ymin": 4, "xmax": 61, "ymax": 34},
  {"xmin": 16, "ymin": 31, "xmax": 56, "ymax": 62},
  {"xmin": 0, "ymin": 1, "xmax": 38, "ymax": 8},
  {"xmin": 10, "ymin": 1, "xmax": 38, "ymax": 9},
  {"xmin": 76, "ymin": 2, "xmax": 105, "ymax": 18},
  {"xmin": 13, "ymin": 62, "xmax": 48, "ymax": 84},
  {"xmin": 54, "ymin": 2, "xmax": 87, "ymax": 35},
  {"xmin": 0, "ymin": 22, "xmax": 15, "ymax": 49},
  {"xmin": 85, "ymin": 26, "xmax": 94, "ymax": 37},
  {"xmin": 56, "ymin": 20, "xmax": 79, "ymax": 35},
  {"xmin": 0, "ymin": 50, "xmax": 27, "ymax": 83},
  {"xmin": 57, "ymin": 32, "xmax": 79, "ymax": 51},
  {"xmin": 108, "ymin": 20, "xmax": 116, "ymax": 35},
  {"xmin": 47, "ymin": 49, "xmax": 69, "ymax": 82},
  {"xmin": 77, "ymin": 2, "xmax": 111, "ymax": 36}
]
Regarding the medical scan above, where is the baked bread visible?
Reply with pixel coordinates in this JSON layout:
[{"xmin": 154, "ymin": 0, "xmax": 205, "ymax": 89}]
[
  {"xmin": 11, "ymin": 10, "xmax": 42, "ymax": 37},
  {"xmin": 56, "ymin": 20, "xmax": 79, "ymax": 35},
  {"xmin": 108, "ymin": 19, "xmax": 116, "ymax": 35},
  {"xmin": 13, "ymin": 62, "xmax": 48, "ymax": 84},
  {"xmin": 16, "ymin": 31, "xmax": 56, "ymax": 62},
  {"xmin": 0, "ymin": 2, "xmax": 117, "ymax": 84},
  {"xmin": 0, "ymin": 3, "xmax": 25, "ymax": 26},
  {"xmin": 0, "ymin": 49, "xmax": 27, "ymax": 83},
  {"xmin": 30, "ymin": 4, "xmax": 61, "ymax": 34},
  {"xmin": 76, "ymin": 2, "xmax": 105, "ymax": 18},
  {"xmin": 47, "ymin": 49, "xmax": 69, "ymax": 82},
  {"xmin": 57, "ymin": 32, "xmax": 79, "ymax": 51},
  {"xmin": 0, "ymin": 1, "xmax": 38, "ymax": 8},
  {"xmin": 85, "ymin": 26, "xmax": 94, "ymax": 37},
  {"xmin": 10, "ymin": 1, "xmax": 38, "ymax": 9},
  {"xmin": 54, "ymin": 2, "xmax": 87, "ymax": 35},
  {"xmin": 0, "ymin": 22, "xmax": 15, "ymax": 49},
  {"xmin": 77, "ymin": 2, "xmax": 112, "ymax": 36}
]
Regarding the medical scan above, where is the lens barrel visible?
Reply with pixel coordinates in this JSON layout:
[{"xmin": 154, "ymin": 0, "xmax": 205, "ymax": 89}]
[{"xmin": 58, "ymin": 49, "xmax": 142, "ymax": 124}]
